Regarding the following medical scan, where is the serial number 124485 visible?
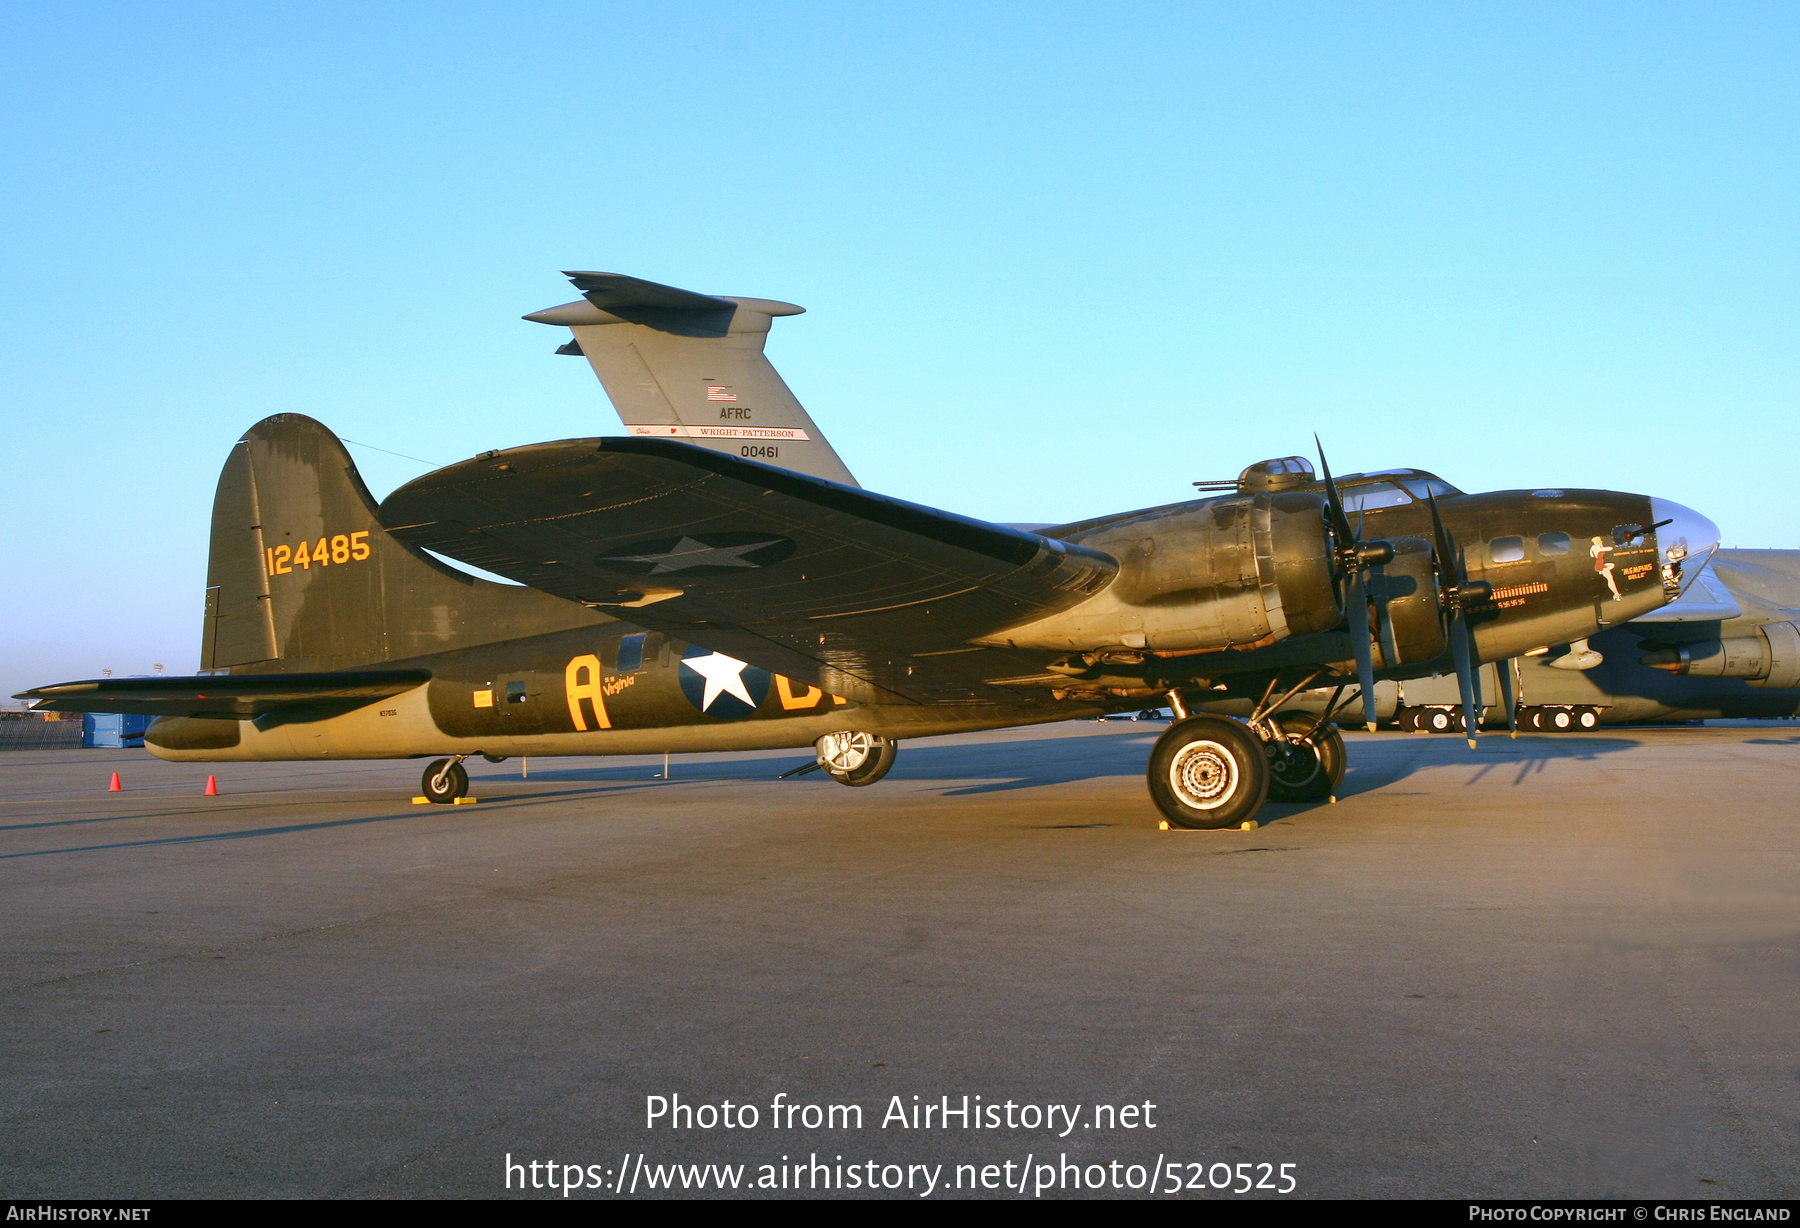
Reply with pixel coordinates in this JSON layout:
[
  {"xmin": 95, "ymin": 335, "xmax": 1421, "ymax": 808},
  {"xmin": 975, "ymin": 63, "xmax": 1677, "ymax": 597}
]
[{"xmin": 267, "ymin": 531, "xmax": 371, "ymax": 575}]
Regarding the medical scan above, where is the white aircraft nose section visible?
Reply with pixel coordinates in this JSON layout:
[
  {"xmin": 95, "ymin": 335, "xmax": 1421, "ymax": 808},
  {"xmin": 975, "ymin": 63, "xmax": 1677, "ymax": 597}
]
[{"xmin": 1650, "ymin": 498, "xmax": 1721, "ymax": 596}]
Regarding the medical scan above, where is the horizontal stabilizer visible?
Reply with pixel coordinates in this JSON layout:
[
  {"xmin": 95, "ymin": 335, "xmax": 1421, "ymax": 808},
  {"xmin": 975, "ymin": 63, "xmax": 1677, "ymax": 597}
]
[
  {"xmin": 15, "ymin": 669, "xmax": 430, "ymax": 721},
  {"xmin": 568, "ymin": 270, "xmax": 735, "ymax": 311},
  {"xmin": 524, "ymin": 270, "xmax": 743, "ymax": 337},
  {"xmin": 379, "ymin": 439, "xmax": 1117, "ymax": 704}
]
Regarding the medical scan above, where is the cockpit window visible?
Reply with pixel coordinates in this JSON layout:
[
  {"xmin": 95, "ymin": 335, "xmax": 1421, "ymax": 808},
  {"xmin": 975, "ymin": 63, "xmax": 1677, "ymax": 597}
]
[
  {"xmin": 1490, "ymin": 536, "xmax": 1525, "ymax": 563},
  {"xmin": 1398, "ymin": 476, "xmax": 1458, "ymax": 499},
  {"xmin": 1339, "ymin": 482, "xmax": 1412, "ymax": 513},
  {"xmin": 1538, "ymin": 532, "xmax": 1571, "ymax": 556}
]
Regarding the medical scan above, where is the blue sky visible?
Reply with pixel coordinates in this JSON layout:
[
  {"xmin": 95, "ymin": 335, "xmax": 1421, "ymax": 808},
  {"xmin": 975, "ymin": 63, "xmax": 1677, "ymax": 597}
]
[{"xmin": 2, "ymin": 1, "xmax": 1795, "ymax": 695}]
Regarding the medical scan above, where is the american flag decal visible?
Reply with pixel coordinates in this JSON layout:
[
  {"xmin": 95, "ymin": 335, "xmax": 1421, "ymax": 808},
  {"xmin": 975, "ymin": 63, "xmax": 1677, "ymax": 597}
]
[{"xmin": 705, "ymin": 386, "xmax": 737, "ymax": 402}]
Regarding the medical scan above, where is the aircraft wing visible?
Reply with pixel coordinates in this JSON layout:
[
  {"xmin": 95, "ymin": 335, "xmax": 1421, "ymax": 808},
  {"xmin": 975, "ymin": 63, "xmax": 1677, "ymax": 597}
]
[
  {"xmin": 1630, "ymin": 560, "xmax": 1744, "ymax": 623},
  {"xmin": 15, "ymin": 669, "xmax": 431, "ymax": 721},
  {"xmin": 379, "ymin": 438, "xmax": 1118, "ymax": 704}
]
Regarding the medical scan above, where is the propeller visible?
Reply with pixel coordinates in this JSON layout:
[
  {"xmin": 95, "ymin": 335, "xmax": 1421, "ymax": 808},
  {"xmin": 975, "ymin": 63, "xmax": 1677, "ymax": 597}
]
[
  {"xmin": 1316, "ymin": 440, "xmax": 1395, "ymax": 732},
  {"xmin": 1426, "ymin": 491, "xmax": 1493, "ymax": 749},
  {"xmin": 1495, "ymin": 656, "xmax": 1518, "ymax": 738}
]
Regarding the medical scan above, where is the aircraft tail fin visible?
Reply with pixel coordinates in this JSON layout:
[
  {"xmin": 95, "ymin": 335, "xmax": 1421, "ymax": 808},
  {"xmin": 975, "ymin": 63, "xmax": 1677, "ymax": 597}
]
[
  {"xmin": 201, "ymin": 414, "xmax": 606, "ymax": 672},
  {"xmin": 525, "ymin": 270, "xmax": 859, "ymax": 487}
]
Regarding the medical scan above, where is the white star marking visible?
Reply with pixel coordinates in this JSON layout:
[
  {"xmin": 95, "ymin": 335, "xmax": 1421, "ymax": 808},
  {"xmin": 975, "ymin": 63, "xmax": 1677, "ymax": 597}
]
[
  {"xmin": 609, "ymin": 536, "xmax": 783, "ymax": 574},
  {"xmin": 681, "ymin": 652, "xmax": 757, "ymax": 712}
]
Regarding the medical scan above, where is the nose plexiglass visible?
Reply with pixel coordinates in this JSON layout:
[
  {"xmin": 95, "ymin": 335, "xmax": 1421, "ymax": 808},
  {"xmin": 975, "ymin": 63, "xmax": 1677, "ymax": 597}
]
[{"xmin": 1649, "ymin": 498, "xmax": 1722, "ymax": 596}]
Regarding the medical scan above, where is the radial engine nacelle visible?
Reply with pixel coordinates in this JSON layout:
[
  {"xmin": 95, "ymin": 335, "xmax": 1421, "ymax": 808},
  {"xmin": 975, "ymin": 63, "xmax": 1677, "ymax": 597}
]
[{"xmin": 979, "ymin": 492, "xmax": 1345, "ymax": 654}]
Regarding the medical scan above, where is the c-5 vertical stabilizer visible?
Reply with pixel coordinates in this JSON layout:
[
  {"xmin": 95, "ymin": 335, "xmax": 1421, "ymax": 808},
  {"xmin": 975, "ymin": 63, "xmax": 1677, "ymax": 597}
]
[{"xmin": 525, "ymin": 271, "xmax": 858, "ymax": 487}]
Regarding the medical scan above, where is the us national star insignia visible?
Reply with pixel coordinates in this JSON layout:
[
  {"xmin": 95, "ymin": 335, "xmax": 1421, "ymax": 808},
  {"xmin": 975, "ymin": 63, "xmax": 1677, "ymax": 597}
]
[
  {"xmin": 613, "ymin": 536, "xmax": 782, "ymax": 574},
  {"xmin": 593, "ymin": 533, "xmax": 797, "ymax": 577},
  {"xmin": 681, "ymin": 651, "xmax": 755, "ymax": 711}
]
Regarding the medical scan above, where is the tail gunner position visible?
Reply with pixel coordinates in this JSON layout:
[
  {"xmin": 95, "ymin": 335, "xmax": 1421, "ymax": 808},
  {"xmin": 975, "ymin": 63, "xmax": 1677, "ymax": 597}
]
[{"xmin": 18, "ymin": 272, "xmax": 1720, "ymax": 829}]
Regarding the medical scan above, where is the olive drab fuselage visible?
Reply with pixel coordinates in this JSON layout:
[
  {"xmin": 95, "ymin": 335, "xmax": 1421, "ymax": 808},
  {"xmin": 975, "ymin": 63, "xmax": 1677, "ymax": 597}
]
[
  {"xmin": 143, "ymin": 618, "xmax": 1097, "ymax": 761},
  {"xmin": 1002, "ymin": 475, "xmax": 1684, "ymax": 703}
]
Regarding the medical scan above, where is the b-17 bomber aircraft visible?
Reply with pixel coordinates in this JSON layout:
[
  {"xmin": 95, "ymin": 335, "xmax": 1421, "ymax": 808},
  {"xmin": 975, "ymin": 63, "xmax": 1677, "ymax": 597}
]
[{"xmin": 18, "ymin": 272, "xmax": 1722, "ymax": 829}]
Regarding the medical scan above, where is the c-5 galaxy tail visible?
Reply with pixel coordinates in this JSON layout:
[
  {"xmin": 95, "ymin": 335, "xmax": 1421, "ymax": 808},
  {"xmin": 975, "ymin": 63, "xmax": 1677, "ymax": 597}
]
[
  {"xmin": 203, "ymin": 413, "xmax": 605, "ymax": 673},
  {"xmin": 524, "ymin": 271, "xmax": 859, "ymax": 487}
]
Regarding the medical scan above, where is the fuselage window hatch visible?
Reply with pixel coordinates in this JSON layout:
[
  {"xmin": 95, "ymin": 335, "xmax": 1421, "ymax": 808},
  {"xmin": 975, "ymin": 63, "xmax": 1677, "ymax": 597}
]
[
  {"xmin": 1490, "ymin": 536, "xmax": 1526, "ymax": 563},
  {"xmin": 616, "ymin": 633, "xmax": 647, "ymax": 673},
  {"xmin": 1340, "ymin": 482, "xmax": 1412, "ymax": 513},
  {"xmin": 505, "ymin": 680, "xmax": 528, "ymax": 704},
  {"xmin": 1398, "ymin": 476, "xmax": 1458, "ymax": 500},
  {"xmin": 1539, "ymin": 532, "xmax": 1571, "ymax": 557}
]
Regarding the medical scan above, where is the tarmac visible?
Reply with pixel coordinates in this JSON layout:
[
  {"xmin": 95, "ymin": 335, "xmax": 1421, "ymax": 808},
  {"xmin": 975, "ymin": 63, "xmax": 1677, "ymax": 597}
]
[{"xmin": 2, "ymin": 719, "xmax": 1797, "ymax": 1200}]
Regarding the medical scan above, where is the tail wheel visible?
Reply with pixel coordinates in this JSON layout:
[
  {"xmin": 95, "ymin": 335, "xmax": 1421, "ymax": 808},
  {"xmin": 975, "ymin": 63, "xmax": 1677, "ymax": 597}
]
[
  {"xmin": 1425, "ymin": 709, "xmax": 1454, "ymax": 734},
  {"xmin": 816, "ymin": 732, "xmax": 897, "ymax": 787},
  {"xmin": 1148, "ymin": 716, "xmax": 1269, "ymax": 829},
  {"xmin": 1575, "ymin": 706, "xmax": 1600, "ymax": 730},
  {"xmin": 1263, "ymin": 711, "xmax": 1346, "ymax": 803},
  {"xmin": 1549, "ymin": 708, "xmax": 1575, "ymax": 731},
  {"xmin": 421, "ymin": 758, "xmax": 468, "ymax": 804}
]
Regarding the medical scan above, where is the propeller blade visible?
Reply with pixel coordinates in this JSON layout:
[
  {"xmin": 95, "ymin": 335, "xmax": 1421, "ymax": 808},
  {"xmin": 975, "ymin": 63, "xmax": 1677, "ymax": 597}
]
[
  {"xmin": 1348, "ymin": 573, "xmax": 1378, "ymax": 731},
  {"xmin": 1467, "ymin": 623, "xmax": 1484, "ymax": 715},
  {"xmin": 1426, "ymin": 490, "xmax": 1461, "ymax": 584},
  {"xmin": 1372, "ymin": 565, "xmax": 1399, "ymax": 668},
  {"xmin": 1451, "ymin": 610, "xmax": 1480, "ymax": 749},
  {"xmin": 1496, "ymin": 656, "xmax": 1518, "ymax": 738},
  {"xmin": 1314, "ymin": 436, "xmax": 1356, "ymax": 550}
]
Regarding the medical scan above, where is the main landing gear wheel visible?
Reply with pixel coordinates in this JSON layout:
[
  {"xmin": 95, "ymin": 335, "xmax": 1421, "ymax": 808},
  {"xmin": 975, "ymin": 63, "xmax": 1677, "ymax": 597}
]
[
  {"xmin": 1263, "ymin": 711, "xmax": 1347, "ymax": 803},
  {"xmin": 1424, "ymin": 708, "xmax": 1455, "ymax": 734},
  {"xmin": 421, "ymin": 757, "xmax": 468, "ymax": 804},
  {"xmin": 1546, "ymin": 708, "xmax": 1575, "ymax": 731},
  {"xmin": 1147, "ymin": 716, "xmax": 1269, "ymax": 830},
  {"xmin": 1575, "ymin": 706, "xmax": 1600, "ymax": 730},
  {"xmin": 816, "ymin": 732, "xmax": 897, "ymax": 787}
]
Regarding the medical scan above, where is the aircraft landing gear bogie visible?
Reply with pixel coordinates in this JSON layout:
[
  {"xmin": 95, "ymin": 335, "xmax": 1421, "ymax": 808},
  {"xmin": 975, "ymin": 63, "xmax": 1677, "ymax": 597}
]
[
  {"xmin": 1519, "ymin": 705, "xmax": 1602, "ymax": 731},
  {"xmin": 1147, "ymin": 716, "xmax": 1270, "ymax": 829},
  {"xmin": 421, "ymin": 756, "xmax": 469, "ymax": 804},
  {"xmin": 816, "ymin": 731, "xmax": 897, "ymax": 787}
]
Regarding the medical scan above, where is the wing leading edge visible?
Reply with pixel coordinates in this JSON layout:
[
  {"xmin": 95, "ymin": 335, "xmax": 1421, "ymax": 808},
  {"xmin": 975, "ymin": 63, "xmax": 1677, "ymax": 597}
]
[{"xmin": 379, "ymin": 438, "xmax": 1118, "ymax": 704}]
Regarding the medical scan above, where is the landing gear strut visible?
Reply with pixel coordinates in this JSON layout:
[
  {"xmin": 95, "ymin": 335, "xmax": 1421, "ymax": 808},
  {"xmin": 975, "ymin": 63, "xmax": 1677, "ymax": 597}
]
[
  {"xmin": 1262, "ymin": 711, "xmax": 1347, "ymax": 803},
  {"xmin": 421, "ymin": 756, "xmax": 469, "ymax": 804},
  {"xmin": 1147, "ymin": 680, "xmax": 1356, "ymax": 828}
]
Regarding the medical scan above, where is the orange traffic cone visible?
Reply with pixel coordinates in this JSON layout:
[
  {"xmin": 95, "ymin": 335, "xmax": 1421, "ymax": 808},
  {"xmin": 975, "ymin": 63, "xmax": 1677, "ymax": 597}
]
[
  {"xmin": 204, "ymin": 775, "xmax": 218, "ymax": 796},
  {"xmin": 108, "ymin": 772, "xmax": 121, "ymax": 792}
]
